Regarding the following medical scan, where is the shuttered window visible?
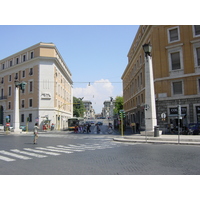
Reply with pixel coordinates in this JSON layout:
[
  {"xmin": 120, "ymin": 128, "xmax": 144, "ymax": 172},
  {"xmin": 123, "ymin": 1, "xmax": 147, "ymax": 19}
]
[
  {"xmin": 173, "ymin": 81, "xmax": 182, "ymax": 95},
  {"xmin": 171, "ymin": 52, "xmax": 181, "ymax": 70},
  {"xmin": 169, "ymin": 28, "xmax": 179, "ymax": 42},
  {"xmin": 197, "ymin": 47, "xmax": 200, "ymax": 66}
]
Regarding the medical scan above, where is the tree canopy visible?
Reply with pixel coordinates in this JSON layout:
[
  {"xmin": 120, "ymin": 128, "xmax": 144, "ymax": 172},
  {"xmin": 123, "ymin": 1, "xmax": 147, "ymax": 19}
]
[
  {"xmin": 73, "ymin": 97, "xmax": 85, "ymax": 117},
  {"xmin": 114, "ymin": 96, "xmax": 123, "ymax": 114}
]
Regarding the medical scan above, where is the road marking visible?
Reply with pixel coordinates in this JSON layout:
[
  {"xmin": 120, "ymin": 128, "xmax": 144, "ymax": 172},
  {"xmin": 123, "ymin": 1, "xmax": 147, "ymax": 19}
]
[
  {"xmin": 24, "ymin": 148, "xmax": 60, "ymax": 156},
  {"xmin": 0, "ymin": 150, "xmax": 31, "ymax": 160},
  {"xmin": 0, "ymin": 155, "xmax": 16, "ymax": 162},
  {"xmin": 36, "ymin": 147, "xmax": 72, "ymax": 154},
  {"xmin": 10, "ymin": 149, "xmax": 47, "ymax": 158},
  {"xmin": 56, "ymin": 145, "xmax": 86, "ymax": 152}
]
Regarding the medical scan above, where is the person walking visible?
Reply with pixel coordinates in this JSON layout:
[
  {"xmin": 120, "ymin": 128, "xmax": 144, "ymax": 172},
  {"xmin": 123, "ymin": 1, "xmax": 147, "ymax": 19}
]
[{"xmin": 33, "ymin": 123, "xmax": 39, "ymax": 144}]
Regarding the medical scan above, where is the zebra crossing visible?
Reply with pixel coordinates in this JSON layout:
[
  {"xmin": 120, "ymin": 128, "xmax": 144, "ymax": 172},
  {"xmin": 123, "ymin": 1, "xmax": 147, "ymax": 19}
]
[{"xmin": 0, "ymin": 141, "xmax": 123, "ymax": 162}]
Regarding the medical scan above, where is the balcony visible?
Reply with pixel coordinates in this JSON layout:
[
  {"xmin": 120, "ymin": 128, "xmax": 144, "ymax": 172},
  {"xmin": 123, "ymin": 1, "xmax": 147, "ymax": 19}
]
[{"xmin": 0, "ymin": 96, "xmax": 7, "ymax": 101}]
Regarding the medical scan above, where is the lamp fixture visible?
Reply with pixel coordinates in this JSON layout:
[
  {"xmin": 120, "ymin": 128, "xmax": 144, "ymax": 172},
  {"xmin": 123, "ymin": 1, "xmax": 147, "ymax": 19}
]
[{"xmin": 142, "ymin": 42, "xmax": 152, "ymax": 57}]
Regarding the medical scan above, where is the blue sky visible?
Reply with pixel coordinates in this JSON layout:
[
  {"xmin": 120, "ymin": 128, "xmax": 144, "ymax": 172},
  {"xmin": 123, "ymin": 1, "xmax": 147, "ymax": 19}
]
[{"xmin": 0, "ymin": 25, "xmax": 139, "ymax": 113}]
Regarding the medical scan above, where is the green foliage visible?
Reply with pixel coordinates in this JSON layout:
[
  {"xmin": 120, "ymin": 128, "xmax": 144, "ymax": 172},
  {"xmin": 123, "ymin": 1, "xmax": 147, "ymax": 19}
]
[
  {"xmin": 73, "ymin": 97, "xmax": 85, "ymax": 117},
  {"xmin": 114, "ymin": 96, "xmax": 123, "ymax": 114}
]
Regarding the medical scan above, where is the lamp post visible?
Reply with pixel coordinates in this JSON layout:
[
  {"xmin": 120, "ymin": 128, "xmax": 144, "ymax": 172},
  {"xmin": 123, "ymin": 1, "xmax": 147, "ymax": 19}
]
[{"xmin": 142, "ymin": 43, "xmax": 157, "ymax": 135}]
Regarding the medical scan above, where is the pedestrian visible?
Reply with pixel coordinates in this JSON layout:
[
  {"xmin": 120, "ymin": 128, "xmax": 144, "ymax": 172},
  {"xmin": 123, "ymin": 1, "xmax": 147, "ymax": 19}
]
[
  {"xmin": 33, "ymin": 123, "xmax": 39, "ymax": 144},
  {"xmin": 97, "ymin": 124, "xmax": 100, "ymax": 134},
  {"xmin": 51, "ymin": 123, "xmax": 54, "ymax": 131}
]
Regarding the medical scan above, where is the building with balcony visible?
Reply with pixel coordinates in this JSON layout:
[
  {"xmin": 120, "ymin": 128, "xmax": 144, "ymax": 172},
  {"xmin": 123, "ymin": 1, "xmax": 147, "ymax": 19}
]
[
  {"xmin": 122, "ymin": 25, "xmax": 200, "ymax": 130},
  {"xmin": 0, "ymin": 42, "xmax": 73, "ymax": 130},
  {"xmin": 83, "ymin": 100, "xmax": 95, "ymax": 119},
  {"xmin": 102, "ymin": 100, "xmax": 115, "ymax": 119}
]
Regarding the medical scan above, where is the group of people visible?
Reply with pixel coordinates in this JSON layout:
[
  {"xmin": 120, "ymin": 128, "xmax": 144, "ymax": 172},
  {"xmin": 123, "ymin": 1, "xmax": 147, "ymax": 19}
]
[{"xmin": 74, "ymin": 123, "xmax": 91, "ymax": 133}]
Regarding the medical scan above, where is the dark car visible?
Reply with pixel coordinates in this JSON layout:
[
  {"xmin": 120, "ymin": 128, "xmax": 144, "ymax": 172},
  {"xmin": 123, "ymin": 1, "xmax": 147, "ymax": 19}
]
[
  {"xmin": 96, "ymin": 122, "xmax": 103, "ymax": 126},
  {"xmin": 188, "ymin": 123, "xmax": 200, "ymax": 135}
]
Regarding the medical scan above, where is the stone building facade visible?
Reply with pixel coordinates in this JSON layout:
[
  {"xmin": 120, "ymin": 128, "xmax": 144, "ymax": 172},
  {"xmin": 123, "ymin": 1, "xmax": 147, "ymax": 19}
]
[
  {"xmin": 122, "ymin": 25, "xmax": 200, "ymax": 130},
  {"xmin": 0, "ymin": 42, "xmax": 73, "ymax": 130}
]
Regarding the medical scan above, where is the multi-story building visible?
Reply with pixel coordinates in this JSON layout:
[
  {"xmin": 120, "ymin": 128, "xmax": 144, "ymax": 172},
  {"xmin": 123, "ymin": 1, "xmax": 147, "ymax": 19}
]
[
  {"xmin": 0, "ymin": 42, "xmax": 73, "ymax": 130},
  {"xmin": 83, "ymin": 100, "xmax": 95, "ymax": 119},
  {"xmin": 102, "ymin": 100, "xmax": 115, "ymax": 119},
  {"xmin": 122, "ymin": 25, "xmax": 200, "ymax": 130}
]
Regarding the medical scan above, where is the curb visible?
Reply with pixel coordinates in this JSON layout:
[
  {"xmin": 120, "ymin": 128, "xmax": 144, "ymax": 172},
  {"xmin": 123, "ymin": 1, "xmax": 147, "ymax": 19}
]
[{"xmin": 113, "ymin": 138, "xmax": 200, "ymax": 145}]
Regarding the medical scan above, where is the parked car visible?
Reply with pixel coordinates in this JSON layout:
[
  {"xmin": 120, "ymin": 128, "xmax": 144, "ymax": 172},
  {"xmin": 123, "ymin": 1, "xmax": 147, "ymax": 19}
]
[
  {"xmin": 188, "ymin": 123, "xmax": 200, "ymax": 135},
  {"xmin": 95, "ymin": 122, "xmax": 103, "ymax": 126},
  {"xmin": 20, "ymin": 125, "xmax": 27, "ymax": 131}
]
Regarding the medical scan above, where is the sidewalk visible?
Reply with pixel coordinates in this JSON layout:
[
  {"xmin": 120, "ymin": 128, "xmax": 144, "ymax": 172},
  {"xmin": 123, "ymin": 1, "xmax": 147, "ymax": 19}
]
[
  {"xmin": 113, "ymin": 127, "xmax": 200, "ymax": 145},
  {"xmin": 113, "ymin": 134, "xmax": 200, "ymax": 145}
]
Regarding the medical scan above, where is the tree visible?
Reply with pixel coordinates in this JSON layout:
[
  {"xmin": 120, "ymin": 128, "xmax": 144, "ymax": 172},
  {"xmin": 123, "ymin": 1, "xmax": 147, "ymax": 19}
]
[
  {"xmin": 73, "ymin": 97, "xmax": 85, "ymax": 117},
  {"xmin": 114, "ymin": 96, "xmax": 123, "ymax": 114}
]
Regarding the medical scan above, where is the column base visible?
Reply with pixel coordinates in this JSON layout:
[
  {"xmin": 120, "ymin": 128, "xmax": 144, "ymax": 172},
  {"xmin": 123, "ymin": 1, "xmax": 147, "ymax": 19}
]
[
  {"xmin": 11, "ymin": 129, "xmax": 22, "ymax": 134},
  {"xmin": 140, "ymin": 131, "xmax": 154, "ymax": 136}
]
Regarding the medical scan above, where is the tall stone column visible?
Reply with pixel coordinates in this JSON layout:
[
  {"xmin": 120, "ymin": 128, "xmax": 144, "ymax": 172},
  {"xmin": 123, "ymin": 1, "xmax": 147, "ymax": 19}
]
[
  {"xmin": 144, "ymin": 55, "xmax": 157, "ymax": 132},
  {"xmin": 13, "ymin": 86, "xmax": 21, "ymax": 133}
]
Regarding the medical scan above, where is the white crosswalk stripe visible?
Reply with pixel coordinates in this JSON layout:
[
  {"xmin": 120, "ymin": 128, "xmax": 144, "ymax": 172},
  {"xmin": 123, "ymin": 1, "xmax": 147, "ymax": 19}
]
[
  {"xmin": 0, "ymin": 141, "xmax": 125, "ymax": 162},
  {"xmin": 10, "ymin": 149, "xmax": 47, "ymax": 158},
  {"xmin": 56, "ymin": 145, "xmax": 86, "ymax": 152},
  {"xmin": 24, "ymin": 148, "xmax": 60, "ymax": 156},
  {"xmin": 0, "ymin": 150, "xmax": 32, "ymax": 160},
  {"xmin": 0, "ymin": 155, "xmax": 16, "ymax": 162},
  {"xmin": 35, "ymin": 147, "xmax": 72, "ymax": 154}
]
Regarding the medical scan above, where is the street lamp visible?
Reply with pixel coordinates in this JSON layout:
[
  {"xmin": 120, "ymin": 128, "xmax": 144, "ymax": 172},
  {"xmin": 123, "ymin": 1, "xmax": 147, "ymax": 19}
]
[
  {"xmin": 142, "ymin": 42, "xmax": 157, "ymax": 136},
  {"xmin": 142, "ymin": 42, "xmax": 152, "ymax": 58}
]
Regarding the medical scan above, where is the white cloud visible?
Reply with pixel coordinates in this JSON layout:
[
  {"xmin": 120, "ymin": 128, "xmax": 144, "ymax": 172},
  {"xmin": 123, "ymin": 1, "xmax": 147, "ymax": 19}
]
[{"xmin": 73, "ymin": 79, "xmax": 114, "ymax": 114}]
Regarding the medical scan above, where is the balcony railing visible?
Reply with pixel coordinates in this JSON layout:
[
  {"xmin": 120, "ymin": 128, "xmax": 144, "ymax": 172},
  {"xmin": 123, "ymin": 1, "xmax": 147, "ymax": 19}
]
[{"xmin": 0, "ymin": 96, "xmax": 7, "ymax": 100}]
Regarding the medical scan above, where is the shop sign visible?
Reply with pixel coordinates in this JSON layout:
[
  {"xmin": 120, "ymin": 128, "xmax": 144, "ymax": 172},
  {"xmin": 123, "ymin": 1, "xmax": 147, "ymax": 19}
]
[
  {"xmin": 196, "ymin": 106, "xmax": 200, "ymax": 113},
  {"xmin": 169, "ymin": 107, "xmax": 187, "ymax": 115}
]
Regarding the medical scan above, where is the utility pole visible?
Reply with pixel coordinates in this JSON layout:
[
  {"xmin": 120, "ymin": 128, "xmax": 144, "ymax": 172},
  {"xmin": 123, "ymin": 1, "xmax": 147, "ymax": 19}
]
[
  {"xmin": 119, "ymin": 110, "xmax": 125, "ymax": 136},
  {"xmin": 178, "ymin": 104, "xmax": 182, "ymax": 144}
]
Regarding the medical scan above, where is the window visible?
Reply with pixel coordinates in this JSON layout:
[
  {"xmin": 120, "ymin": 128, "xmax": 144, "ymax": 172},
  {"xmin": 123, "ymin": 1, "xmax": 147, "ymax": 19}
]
[
  {"xmin": 23, "ymin": 54, "xmax": 26, "ymax": 62},
  {"xmin": 29, "ymin": 114, "xmax": 32, "ymax": 122},
  {"xmin": 2, "ymin": 63, "xmax": 5, "ymax": 70},
  {"xmin": 15, "ymin": 73, "xmax": 18, "ymax": 80},
  {"xmin": 1, "ymin": 89, "xmax": 3, "ymax": 97},
  {"xmin": 193, "ymin": 25, "xmax": 200, "ymax": 37},
  {"xmin": 171, "ymin": 52, "xmax": 181, "ymax": 70},
  {"xmin": 8, "ymin": 102, "xmax": 11, "ymax": 109},
  {"xmin": 30, "ymin": 52, "xmax": 34, "ymax": 59},
  {"xmin": 9, "ymin": 75, "xmax": 11, "ymax": 82},
  {"xmin": 198, "ymin": 79, "xmax": 200, "ymax": 93},
  {"xmin": 8, "ymin": 86, "xmax": 12, "ymax": 96},
  {"xmin": 29, "ymin": 68, "xmax": 33, "ymax": 75},
  {"xmin": 29, "ymin": 99, "xmax": 32, "ymax": 107},
  {"xmin": 168, "ymin": 46, "xmax": 183, "ymax": 74},
  {"xmin": 193, "ymin": 42, "xmax": 200, "ymax": 67},
  {"xmin": 1, "ymin": 78, "xmax": 4, "ymax": 84},
  {"xmin": 196, "ymin": 47, "xmax": 200, "ymax": 66},
  {"xmin": 10, "ymin": 60, "xmax": 13, "ymax": 67},
  {"xmin": 29, "ymin": 81, "xmax": 33, "ymax": 92},
  {"xmin": 16, "ymin": 58, "xmax": 19, "ymax": 64},
  {"xmin": 21, "ymin": 99, "xmax": 25, "ymax": 108},
  {"xmin": 22, "ymin": 70, "xmax": 25, "ymax": 78},
  {"xmin": 172, "ymin": 81, "xmax": 183, "ymax": 95},
  {"xmin": 168, "ymin": 26, "xmax": 180, "ymax": 43},
  {"xmin": 21, "ymin": 114, "xmax": 24, "ymax": 123}
]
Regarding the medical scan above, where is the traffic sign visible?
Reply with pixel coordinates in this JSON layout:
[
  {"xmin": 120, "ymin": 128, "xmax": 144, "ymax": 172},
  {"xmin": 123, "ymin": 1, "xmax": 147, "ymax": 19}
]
[{"xmin": 161, "ymin": 113, "xmax": 166, "ymax": 119}]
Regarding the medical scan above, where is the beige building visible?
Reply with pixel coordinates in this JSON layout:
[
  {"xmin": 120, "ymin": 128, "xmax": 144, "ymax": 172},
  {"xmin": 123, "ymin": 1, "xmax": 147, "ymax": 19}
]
[
  {"xmin": 102, "ymin": 100, "xmax": 115, "ymax": 119},
  {"xmin": 0, "ymin": 42, "xmax": 73, "ymax": 130},
  {"xmin": 83, "ymin": 100, "xmax": 95, "ymax": 119},
  {"xmin": 122, "ymin": 25, "xmax": 200, "ymax": 130}
]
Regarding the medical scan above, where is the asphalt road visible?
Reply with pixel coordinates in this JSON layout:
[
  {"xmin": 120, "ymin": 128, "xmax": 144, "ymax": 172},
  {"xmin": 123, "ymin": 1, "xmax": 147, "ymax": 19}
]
[{"xmin": 1, "ymin": 125, "xmax": 200, "ymax": 175}]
